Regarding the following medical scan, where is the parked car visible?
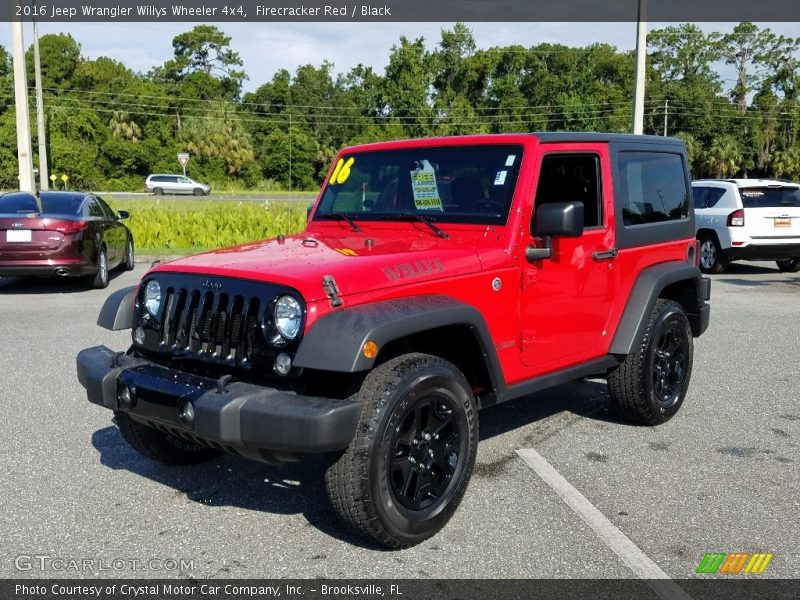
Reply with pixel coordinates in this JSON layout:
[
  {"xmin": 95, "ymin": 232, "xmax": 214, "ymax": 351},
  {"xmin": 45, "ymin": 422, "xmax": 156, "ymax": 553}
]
[
  {"xmin": 0, "ymin": 191, "xmax": 134, "ymax": 288},
  {"xmin": 78, "ymin": 133, "xmax": 710, "ymax": 548},
  {"xmin": 145, "ymin": 174, "xmax": 210, "ymax": 196},
  {"xmin": 693, "ymin": 179, "xmax": 800, "ymax": 273}
]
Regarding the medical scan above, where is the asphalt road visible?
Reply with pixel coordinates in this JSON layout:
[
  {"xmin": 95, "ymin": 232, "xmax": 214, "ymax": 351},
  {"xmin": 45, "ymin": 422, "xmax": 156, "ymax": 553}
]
[{"xmin": 0, "ymin": 262, "xmax": 797, "ymax": 580}]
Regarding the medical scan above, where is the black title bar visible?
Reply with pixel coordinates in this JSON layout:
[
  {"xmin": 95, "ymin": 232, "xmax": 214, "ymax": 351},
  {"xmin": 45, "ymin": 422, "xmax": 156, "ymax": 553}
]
[{"xmin": 7, "ymin": 0, "xmax": 800, "ymax": 23}]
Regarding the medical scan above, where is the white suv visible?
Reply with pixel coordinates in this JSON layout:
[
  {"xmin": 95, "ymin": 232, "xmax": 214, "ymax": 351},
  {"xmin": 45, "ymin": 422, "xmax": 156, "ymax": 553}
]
[{"xmin": 693, "ymin": 179, "xmax": 800, "ymax": 273}]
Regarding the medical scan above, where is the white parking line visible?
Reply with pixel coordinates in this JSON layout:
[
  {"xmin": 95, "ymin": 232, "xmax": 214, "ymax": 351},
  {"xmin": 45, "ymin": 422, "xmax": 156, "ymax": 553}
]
[{"xmin": 516, "ymin": 448, "xmax": 694, "ymax": 600}]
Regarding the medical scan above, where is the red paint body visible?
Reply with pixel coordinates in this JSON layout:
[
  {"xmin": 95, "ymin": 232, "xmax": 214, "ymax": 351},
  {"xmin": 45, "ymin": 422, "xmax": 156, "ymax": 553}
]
[{"xmin": 152, "ymin": 134, "xmax": 694, "ymax": 387}]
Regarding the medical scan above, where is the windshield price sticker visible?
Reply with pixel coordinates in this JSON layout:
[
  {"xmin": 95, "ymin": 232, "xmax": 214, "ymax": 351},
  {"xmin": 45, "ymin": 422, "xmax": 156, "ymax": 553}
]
[{"xmin": 410, "ymin": 160, "xmax": 443, "ymax": 211}]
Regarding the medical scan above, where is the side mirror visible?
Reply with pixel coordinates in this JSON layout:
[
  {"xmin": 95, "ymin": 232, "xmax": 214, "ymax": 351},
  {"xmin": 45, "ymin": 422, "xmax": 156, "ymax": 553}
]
[
  {"xmin": 526, "ymin": 201, "xmax": 584, "ymax": 262},
  {"xmin": 116, "ymin": 210, "xmax": 130, "ymax": 220}
]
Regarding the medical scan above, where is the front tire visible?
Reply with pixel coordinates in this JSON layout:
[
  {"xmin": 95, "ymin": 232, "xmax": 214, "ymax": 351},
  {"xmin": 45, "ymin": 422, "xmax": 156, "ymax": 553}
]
[
  {"xmin": 607, "ymin": 299, "xmax": 694, "ymax": 425},
  {"xmin": 776, "ymin": 257, "xmax": 800, "ymax": 273},
  {"xmin": 325, "ymin": 354, "xmax": 478, "ymax": 549},
  {"xmin": 115, "ymin": 411, "xmax": 220, "ymax": 465},
  {"xmin": 193, "ymin": 188, "xmax": 205, "ymax": 196},
  {"xmin": 698, "ymin": 234, "xmax": 727, "ymax": 274}
]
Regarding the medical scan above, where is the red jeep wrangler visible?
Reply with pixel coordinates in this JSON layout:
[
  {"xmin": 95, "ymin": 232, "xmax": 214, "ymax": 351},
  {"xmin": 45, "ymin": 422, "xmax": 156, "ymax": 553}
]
[{"xmin": 78, "ymin": 133, "xmax": 710, "ymax": 548}]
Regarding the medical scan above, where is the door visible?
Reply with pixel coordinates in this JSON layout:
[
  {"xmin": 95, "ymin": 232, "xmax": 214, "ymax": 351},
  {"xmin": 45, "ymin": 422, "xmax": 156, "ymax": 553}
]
[
  {"xmin": 97, "ymin": 196, "xmax": 126, "ymax": 264},
  {"xmin": 519, "ymin": 147, "xmax": 619, "ymax": 372},
  {"xmin": 85, "ymin": 197, "xmax": 116, "ymax": 263}
]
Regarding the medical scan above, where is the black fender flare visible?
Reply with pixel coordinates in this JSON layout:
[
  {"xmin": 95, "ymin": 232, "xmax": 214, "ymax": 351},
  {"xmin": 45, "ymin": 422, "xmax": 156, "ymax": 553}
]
[
  {"xmin": 97, "ymin": 286, "xmax": 136, "ymax": 331},
  {"xmin": 609, "ymin": 262, "xmax": 710, "ymax": 356},
  {"xmin": 293, "ymin": 295, "xmax": 505, "ymax": 391}
]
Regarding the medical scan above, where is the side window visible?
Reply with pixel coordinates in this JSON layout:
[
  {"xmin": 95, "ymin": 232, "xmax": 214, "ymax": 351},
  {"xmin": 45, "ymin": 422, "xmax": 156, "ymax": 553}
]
[
  {"xmin": 86, "ymin": 198, "xmax": 105, "ymax": 218},
  {"xmin": 619, "ymin": 152, "xmax": 688, "ymax": 226},
  {"xmin": 96, "ymin": 197, "xmax": 115, "ymax": 219},
  {"xmin": 692, "ymin": 187, "xmax": 709, "ymax": 209},
  {"xmin": 534, "ymin": 154, "xmax": 602, "ymax": 228},
  {"xmin": 151, "ymin": 176, "xmax": 164, "ymax": 183},
  {"xmin": 706, "ymin": 188, "xmax": 725, "ymax": 208},
  {"xmin": 170, "ymin": 177, "xmax": 180, "ymax": 184},
  {"xmin": 179, "ymin": 177, "xmax": 191, "ymax": 184}
]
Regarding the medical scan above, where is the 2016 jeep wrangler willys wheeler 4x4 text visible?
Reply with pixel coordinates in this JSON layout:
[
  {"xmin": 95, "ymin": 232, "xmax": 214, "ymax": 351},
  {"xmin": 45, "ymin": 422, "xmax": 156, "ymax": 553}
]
[{"xmin": 77, "ymin": 133, "xmax": 710, "ymax": 548}]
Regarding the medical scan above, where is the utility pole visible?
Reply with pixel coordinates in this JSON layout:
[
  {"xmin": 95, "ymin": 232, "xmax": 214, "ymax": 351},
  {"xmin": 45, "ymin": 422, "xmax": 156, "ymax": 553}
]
[
  {"xmin": 663, "ymin": 99, "xmax": 669, "ymax": 137},
  {"xmin": 631, "ymin": 0, "xmax": 648, "ymax": 135},
  {"xmin": 33, "ymin": 8, "xmax": 49, "ymax": 190},
  {"xmin": 11, "ymin": 19, "xmax": 35, "ymax": 192}
]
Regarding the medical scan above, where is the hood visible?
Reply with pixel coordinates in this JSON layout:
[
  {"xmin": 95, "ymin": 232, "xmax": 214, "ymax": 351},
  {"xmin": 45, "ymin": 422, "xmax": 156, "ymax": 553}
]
[{"xmin": 151, "ymin": 227, "xmax": 485, "ymax": 301}]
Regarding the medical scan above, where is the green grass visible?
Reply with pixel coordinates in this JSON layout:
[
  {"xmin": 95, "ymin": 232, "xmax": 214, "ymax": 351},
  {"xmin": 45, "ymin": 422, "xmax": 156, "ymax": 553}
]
[{"xmin": 107, "ymin": 198, "xmax": 308, "ymax": 252}]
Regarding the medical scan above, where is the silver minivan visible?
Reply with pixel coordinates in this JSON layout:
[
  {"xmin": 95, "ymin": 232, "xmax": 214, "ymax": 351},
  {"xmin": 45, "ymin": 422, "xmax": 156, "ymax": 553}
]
[{"xmin": 145, "ymin": 174, "xmax": 211, "ymax": 196}]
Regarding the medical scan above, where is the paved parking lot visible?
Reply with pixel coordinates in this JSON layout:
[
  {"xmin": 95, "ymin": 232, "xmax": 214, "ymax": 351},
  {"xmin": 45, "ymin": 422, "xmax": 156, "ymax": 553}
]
[{"xmin": 0, "ymin": 262, "xmax": 797, "ymax": 580}]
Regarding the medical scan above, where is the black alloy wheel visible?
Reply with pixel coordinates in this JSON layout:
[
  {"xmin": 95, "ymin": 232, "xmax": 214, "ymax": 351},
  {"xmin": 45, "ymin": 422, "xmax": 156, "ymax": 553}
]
[{"xmin": 388, "ymin": 395, "xmax": 461, "ymax": 511}]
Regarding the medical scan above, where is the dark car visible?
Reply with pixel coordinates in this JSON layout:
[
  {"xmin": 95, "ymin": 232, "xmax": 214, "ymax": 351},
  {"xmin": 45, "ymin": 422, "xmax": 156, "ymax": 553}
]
[{"xmin": 0, "ymin": 191, "xmax": 134, "ymax": 288}]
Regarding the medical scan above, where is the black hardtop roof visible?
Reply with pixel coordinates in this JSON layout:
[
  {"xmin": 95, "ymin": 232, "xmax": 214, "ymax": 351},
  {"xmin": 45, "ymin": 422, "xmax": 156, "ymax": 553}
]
[{"xmin": 533, "ymin": 132, "xmax": 685, "ymax": 146}]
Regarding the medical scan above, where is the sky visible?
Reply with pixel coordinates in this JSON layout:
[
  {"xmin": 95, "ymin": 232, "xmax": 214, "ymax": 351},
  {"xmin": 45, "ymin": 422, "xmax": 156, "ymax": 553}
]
[{"xmin": 1, "ymin": 21, "xmax": 798, "ymax": 93}]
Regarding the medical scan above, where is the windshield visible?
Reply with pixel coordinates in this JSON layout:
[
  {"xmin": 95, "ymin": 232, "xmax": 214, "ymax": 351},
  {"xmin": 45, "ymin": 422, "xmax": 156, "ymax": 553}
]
[
  {"xmin": 739, "ymin": 187, "xmax": 800, "ymax": 208},
  {"xmin": 314, "ymin": 145, "xmax": 523, "ymax": 225}
]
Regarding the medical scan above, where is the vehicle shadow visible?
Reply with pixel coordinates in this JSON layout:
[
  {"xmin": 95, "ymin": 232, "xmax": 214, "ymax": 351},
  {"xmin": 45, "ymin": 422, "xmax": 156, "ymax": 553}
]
[
  {"xmin": 90, "ymin": 379, "xmax": 623, "ymax": 548},
  {"xmin": 0, "ymin": 268, "xmax": 128, "ymax": 294},
  {"xmin": 712, "ymin": 263, "xmax": 800, "ymax": 287},
  {"xmin": 91, "ymin": 424, "xmax": 378, "ymax": 549}
]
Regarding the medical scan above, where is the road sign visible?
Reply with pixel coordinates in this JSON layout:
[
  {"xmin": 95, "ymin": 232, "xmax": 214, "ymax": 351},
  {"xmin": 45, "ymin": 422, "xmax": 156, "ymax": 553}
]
[
  {"xmin": 177, "ymin": 152, "xmax": 190, "ymax": 176},
  {"xmin": 60, "ymin": 174, "xmax": 69, "ymax": 190},
  {"xmin": 49, "ymin": 174, "xmax": 56, "ymax": 182}
]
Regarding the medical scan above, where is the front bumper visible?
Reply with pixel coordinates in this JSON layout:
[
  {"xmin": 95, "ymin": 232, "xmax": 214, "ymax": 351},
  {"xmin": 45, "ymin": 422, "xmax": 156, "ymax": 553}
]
[{"xmin": 77, "ymin": 346, "xmax": 361, "ymax": 462}]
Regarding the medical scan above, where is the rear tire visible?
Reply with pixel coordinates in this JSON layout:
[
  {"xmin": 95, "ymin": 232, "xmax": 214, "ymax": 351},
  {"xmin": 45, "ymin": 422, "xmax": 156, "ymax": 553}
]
[
  {"xmin": 89, "ymin": 247, "xmax": 109, "ymax": 289},
  {"xmin": 153, "ymin": 187, "xmax": 163, "ymax": 196},
  {"xmin": 115, "ymin": 411, "xmax": 220, "ymax": 465},
  {"xmin": 698, "ymin": 234, "xmax": 727, "ymax": 274},
  {"xmin": 607, "ymin": 299, "xmax": 693, "ymax": 425},
  {"xmin": 325, "ymin": 354, "xmax": 478, "ymax": 549},
  {"xmin": 122, "ymin": 237, "xmax": 135, "ymax": 271},
  {"xmin": 776, "ymin": 257, "xmax": 800, "ymax": 273}
]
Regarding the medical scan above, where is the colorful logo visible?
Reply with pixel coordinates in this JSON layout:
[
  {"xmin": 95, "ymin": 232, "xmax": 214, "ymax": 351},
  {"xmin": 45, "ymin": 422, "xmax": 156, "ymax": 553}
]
[{"xmin": 696, "ymin": 552, "xmax": 773, "ymax": 574}]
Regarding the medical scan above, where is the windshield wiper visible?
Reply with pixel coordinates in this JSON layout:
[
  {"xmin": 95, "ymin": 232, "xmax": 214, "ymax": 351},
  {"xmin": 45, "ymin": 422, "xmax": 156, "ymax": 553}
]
[
  {"xmin": 327, "ymin": 212, "xmax": 362, "ymax": 232},
  {"xmin": 393, "ymin": 213, "xmax": 450, "ymax": 239}
]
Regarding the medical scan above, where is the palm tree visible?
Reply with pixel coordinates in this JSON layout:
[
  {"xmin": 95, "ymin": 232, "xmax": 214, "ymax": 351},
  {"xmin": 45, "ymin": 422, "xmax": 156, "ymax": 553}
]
[
  {"xmin": 109, "ymin": 111, "xmax": 142, "ymax": 141},
  {"xmin": 701, "ymin": 135, "xmax": 743, "ymax": 178}
]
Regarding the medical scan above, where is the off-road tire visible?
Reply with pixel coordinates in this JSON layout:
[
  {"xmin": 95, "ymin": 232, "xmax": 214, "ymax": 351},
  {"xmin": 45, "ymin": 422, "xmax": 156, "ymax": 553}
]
[
  {"xmin": 122, "ymin": 237, "xmax": 135, "ymax": 271},
  {"xmin": 776, "ymin": 257, "xmax": 800, "ymax": 273},
  {"xmin": 607, "ymin": 299, "xmax": 693, "ymax": 425},
  {"xmin": 89, "ymin": 247, "xmax": 109, "ymax": 289},
  {"xmin": 698, "ymin": 234, "xmax": 727, "ymax": 274},
  {"xmin": 325, "ymin": 353, "xmax": 478, "ymax": 549},
  {"xmin": 114, "ymin": 411, "xmax": 221, "ymax": 465}
]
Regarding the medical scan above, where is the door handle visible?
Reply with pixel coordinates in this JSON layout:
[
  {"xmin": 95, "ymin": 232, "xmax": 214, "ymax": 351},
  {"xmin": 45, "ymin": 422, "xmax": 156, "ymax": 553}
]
[{"xmin": 592, "ymin": 248, "xmax": 618, "ymax": 262}]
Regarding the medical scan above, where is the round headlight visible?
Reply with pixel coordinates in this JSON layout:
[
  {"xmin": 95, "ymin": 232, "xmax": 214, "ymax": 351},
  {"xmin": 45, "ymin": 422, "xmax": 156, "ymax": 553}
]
[
  {"xmin": 144, "ymin": 280, "xmax": 161, "ymax": 316},
  {"xmin": 274, "ymin": 296, "xmax": 302, "ymax": 340}
]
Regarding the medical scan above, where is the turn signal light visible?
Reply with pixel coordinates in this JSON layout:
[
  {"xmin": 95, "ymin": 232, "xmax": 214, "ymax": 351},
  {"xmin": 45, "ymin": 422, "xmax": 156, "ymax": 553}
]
[
  {"xmin": 362, "ymin": 341, "xmax": 378, "ymax": 359},
  {"xmin": 727, "ymin": 209, "xmax": 744, "ymax": 227}
]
